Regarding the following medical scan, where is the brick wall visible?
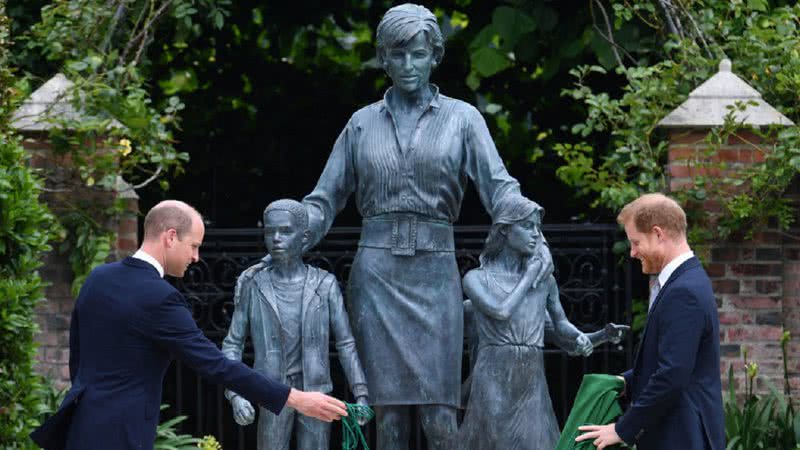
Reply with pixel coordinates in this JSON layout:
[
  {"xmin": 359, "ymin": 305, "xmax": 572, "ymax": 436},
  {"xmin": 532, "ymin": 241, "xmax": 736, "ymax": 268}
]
[
  {"xmin": 667, "ymin": 128, "xmax": 799, "ymax": 394},
  {"xmin": 23, "ymin": 133, "xmax": 139, "ymax": 388}
]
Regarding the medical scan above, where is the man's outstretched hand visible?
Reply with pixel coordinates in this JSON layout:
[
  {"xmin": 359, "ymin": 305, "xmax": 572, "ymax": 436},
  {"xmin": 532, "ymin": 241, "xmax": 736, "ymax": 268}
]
[
  {"xmin": 575, "ymin": 423, "xmax": 622, "ymax": 449},
  {"xmin": 286, "ymin": 389, "xmax": 348, "ymax": 422}
]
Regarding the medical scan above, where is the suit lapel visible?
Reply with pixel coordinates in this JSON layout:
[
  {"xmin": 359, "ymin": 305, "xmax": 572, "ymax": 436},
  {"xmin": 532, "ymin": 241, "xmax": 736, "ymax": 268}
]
[
  {"xmin": 648, "ymin": 257, "xmax": 700, "ymax": 315},
  {"xmin": 632, "ymin": 257, "xmax": 702, "ymax": 367}
]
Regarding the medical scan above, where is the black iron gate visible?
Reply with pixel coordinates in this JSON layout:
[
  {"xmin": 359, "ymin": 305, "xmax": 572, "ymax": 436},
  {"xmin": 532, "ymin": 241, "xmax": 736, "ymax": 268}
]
[{"xmin": 165, "ymin": 224, "xmax": 634, "ymax": 449}]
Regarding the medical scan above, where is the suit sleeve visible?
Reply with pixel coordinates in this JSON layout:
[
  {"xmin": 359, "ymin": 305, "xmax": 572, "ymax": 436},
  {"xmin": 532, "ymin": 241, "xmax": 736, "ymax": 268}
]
[
  {"xmin": 325, "ymin": 275, "xmax": 369, "ymax": 399},
  {"xmin": 615, "ymin": 287, "xmax": 706, "ymax": 444},
  {"xmin": 621, "ymin": 369, "xmax": 633, "ymax": 398},
  {"xmin": 141, "ymin": 291, "xmax": 290, "ymax": 415}
]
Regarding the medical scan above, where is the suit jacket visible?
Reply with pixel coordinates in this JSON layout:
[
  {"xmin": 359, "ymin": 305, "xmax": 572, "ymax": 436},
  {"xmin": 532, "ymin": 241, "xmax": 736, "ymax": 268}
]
[
  {"xmin": 30, "ymin": 257, "xmax": 290, "ymax": 450},
  {"xmin": 615, "ymin": 257, "xmax": 725, "ymax": 450},
  {"xmin": 221, "ymin": 260, "xmax": 368, "ymax": 399}
]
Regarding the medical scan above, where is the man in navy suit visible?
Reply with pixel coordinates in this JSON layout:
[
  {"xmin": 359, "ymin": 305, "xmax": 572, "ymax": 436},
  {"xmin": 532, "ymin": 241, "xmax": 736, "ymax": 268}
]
[
  {"xmin": 31, "ymin": 200, "xmax": 347, "ymax": 450},
  {"xmin": 576, "ymin": 193, "xmax": 724, "ymax": 450}
]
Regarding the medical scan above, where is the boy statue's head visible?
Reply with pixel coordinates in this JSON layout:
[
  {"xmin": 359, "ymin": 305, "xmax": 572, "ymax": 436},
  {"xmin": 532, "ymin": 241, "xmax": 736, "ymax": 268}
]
[{"xmin": 263, "ymin": 199, "xmax": 310, "ymax": 261}]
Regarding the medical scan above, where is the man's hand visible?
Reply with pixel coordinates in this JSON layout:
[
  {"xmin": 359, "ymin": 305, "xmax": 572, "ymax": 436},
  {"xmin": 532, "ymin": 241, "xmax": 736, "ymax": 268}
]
[
  {"xmin": 355, "ymin": 396, "xmax": 370, "ymax": 426},
  {"xmin": 575, "ymin": 423, "xmax": 622, "ymax": 449},
  {"xmin": 286, "ymin": 388, "xmax": 347, "ymax": 422},
  {"xmin": 231, "ymin": 396, "xmax": 255, "ymax": 426}
]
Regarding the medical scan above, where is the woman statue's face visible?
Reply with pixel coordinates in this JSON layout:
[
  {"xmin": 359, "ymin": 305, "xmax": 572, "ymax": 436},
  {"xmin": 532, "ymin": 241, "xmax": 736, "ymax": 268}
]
[
  {"xmin": 384, "ymin": 31, "xmax": 435, "ymax": 95},
  {"xmin": 505, "ymin": 212, "xmax": 542, "ymax": 257}
]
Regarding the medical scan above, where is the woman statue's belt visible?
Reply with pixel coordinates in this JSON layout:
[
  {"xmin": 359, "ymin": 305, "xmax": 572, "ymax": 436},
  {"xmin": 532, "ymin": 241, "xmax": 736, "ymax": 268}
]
[{"xmin": 359, "ymin": 214, "xmax": 455, "ymax": 255}]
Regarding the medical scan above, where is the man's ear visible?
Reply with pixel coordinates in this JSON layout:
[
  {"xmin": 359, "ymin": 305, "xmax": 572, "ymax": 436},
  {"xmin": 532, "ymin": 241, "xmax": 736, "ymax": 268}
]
[
  {"xmin": 498, "ymin": 224, "xmax": 509, "ymax": 236},
  {"xmin": 164, "ymin": 229, "xmax": 177, "ymax": 248},
  {"xmin": 652, "ymin": 225, "xmax": 665, "ymax": 241},
  {"xmin": 302, "ymin": 229, "xmax": 310, "ymax": 244}
]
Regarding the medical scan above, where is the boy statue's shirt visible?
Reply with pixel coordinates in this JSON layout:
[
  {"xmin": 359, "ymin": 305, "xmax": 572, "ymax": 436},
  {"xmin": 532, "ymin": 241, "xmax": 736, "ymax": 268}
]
[{"xmin": 272, "ymin": 273, "xmax": 304, "ymax": 377}]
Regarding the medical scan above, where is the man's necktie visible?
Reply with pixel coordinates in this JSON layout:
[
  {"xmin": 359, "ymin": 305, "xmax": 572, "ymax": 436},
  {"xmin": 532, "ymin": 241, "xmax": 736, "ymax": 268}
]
[{"xmin": 648, "ymin": 279, "xmax": 661, "ymax": 311}]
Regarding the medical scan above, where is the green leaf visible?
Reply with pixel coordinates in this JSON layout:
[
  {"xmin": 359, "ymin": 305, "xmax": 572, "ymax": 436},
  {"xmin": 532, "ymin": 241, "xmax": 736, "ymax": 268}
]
[
  {"xmin": 468, "ymin": 25, "xmax": 498, "ymax": 52},
  {"xmin": 590, "ymin": 34, "xmax": 618, "ymax": 69},
  {"xmin": 470, "ymin": 47, "xmax": 511, "ymax": 77},
  {"xmin": 485, "ymin": 103, "xmax": 502, "ymax": 114},
  {"xmin": 158, "ymin": 69, "xmax": 198, "ymax": 95},
  {"xmin": 491, "ymin": 6, "xmax": 536, "ymax": 49},
  {"xmin": 67, "ymin": 60, "xmax": 88, "ymax": 71},
  {"xmin": 466, "ymin": 71, "xmax": 480, "ymax": 91},
  {"xmin": 747, "ymin": 0, "xmax": 768, "ymax": 12}
]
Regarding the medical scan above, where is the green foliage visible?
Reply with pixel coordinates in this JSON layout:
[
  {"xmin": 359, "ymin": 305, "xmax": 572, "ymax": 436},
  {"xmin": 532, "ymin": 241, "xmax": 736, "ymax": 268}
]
[
  {"xmin": 153, "ymin": 405, "xmax": 202, "ymax": 450},
  {"xmin": 558, "ymin": 1, "xmax": 800, "ymax": 243},
  {"xmin": 196, "ymin": 435, "xmax": 223, "ymax": 450},
  {"xmin": 0, "ymin": 5, "xmax": 61, "ymax": 446},
  {"xmin": 725, "ymin": 333, "xmax": 800, "ymax": 450},
  {"xmin": 59, "ymin": 211, "xmax": 113, "ymax": 296},
  {"xmin": 10, "ymin": 0, "xmax": 232, "ymax": 293}
]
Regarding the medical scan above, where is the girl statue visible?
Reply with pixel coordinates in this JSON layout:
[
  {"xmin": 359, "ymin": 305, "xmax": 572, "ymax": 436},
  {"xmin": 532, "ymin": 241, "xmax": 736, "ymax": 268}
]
[{"xmin": 456, "ymin": 196, "xmax": 593, "ymax": 450}]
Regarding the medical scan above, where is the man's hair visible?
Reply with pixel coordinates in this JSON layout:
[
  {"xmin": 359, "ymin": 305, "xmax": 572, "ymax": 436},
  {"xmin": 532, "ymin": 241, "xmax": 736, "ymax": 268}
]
[
  {"xmin": 143, "ymin": 200, "xmax": 201, "ymax": 240},
  {"xmin": 376, "ymin": 4, "xmax": 444, "ymax": 66},
  {"xmin": 617, "ymin": 193, "xmax": 687, "ymax": 237},
  {"xmin": 263, "ymin": 199, "xmax": 309, "ymax": 231}
]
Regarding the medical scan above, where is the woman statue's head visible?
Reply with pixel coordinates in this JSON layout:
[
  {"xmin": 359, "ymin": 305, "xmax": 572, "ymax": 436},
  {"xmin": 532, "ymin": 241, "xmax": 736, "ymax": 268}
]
[
  {"xmin": 376, "ymin": 4, "xmax": 444, "ymax": 94},
  {"xmin": 480, "ymin": 195, "xmax": 545, "ymax": 266}
]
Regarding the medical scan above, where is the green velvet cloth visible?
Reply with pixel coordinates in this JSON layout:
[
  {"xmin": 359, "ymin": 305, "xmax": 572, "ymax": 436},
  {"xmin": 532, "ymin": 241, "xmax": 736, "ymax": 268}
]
[{"xmin": 555, "ymin": 373, "xmax": 626, "ymax": 450}]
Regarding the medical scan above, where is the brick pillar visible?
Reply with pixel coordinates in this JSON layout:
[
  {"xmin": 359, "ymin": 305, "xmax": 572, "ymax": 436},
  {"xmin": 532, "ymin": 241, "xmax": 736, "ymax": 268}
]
[
  {"xmin": 21, "ymin": 133, "xmax": 139, "ymax": 388},
  {"xmin": 782, "ymin": 183, "xmax": 800, "ymax": 394},
  {"xmin": 666, "ymin": 128, "xmax": 793, "ymax": 393}
]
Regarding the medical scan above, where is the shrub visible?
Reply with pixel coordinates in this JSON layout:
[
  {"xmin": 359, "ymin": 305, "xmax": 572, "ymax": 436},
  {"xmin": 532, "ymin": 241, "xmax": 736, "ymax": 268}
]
[
  {"xmin": 725, "ymin": 332, "xmax": 800, "ymax": 450},
  {"xmin": 0, "ymin": 5, "xmax": 61, "ymax": 446}
]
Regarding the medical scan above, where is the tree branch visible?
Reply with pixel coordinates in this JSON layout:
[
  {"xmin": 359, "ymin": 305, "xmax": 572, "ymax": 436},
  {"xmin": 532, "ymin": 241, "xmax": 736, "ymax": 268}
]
[
  {"xmin": 674, "ymin": 1, "xmax": 715, "ymax": 59},
  {"xmin": 101, "ymin": 0, "xmax": 127, "ymax": 54},
  {"xmin": 658, "ymin": 0, "xmax": 680, "ymax": 36},
  {"xmin": 590, "ymin": 0, "xmax": 634, "ymax": 69},
  {"xmin": 120, "ymin": 0, "xmax": 175, "ymax": 65},
  {"xmin": 130, "ymin": 164, "xmax": 162, "ymax": 189}
]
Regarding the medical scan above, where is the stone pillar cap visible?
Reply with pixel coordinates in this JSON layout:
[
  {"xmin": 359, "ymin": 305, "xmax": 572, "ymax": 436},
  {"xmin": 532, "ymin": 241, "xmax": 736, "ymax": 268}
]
[
  {"xmin": 115, "ymin": 176, "xmax": 139, "ymax": 200},
  {"xmin": 10, "ymin": 73, "xmax": 125, "ymax": 131},
  {"xmin": 658, "ymin": 59, "xmax": 794, "ymax": 128}
]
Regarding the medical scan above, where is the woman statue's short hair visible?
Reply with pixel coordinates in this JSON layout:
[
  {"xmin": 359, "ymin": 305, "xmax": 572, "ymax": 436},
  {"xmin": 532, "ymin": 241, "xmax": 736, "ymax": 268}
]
[{"xmin": 376, "ymin": 3, "xmax": 445, "ymax": 66}]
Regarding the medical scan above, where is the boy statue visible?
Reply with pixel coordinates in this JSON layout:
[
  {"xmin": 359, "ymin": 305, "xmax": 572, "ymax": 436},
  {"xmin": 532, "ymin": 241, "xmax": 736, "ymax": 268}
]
[{"xmin": 222, "ymin": 199, "xmax": 369, "ymax": 450}]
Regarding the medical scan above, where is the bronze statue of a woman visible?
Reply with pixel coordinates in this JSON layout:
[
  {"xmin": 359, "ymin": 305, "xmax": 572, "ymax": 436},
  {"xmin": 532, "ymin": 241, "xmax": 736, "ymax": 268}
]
[{"xmin": 301, "ymin": 4, "xmax": 551, "ymax": 448}]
